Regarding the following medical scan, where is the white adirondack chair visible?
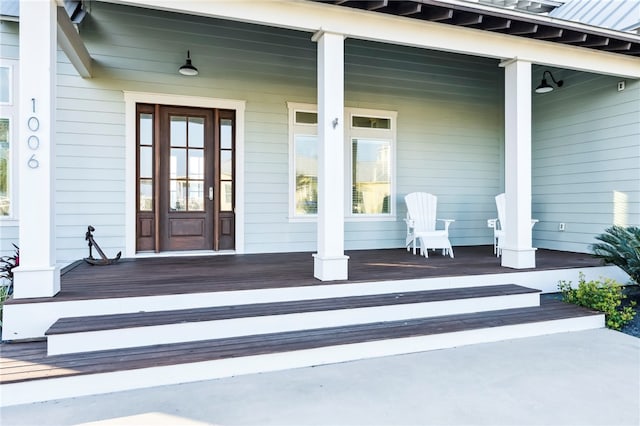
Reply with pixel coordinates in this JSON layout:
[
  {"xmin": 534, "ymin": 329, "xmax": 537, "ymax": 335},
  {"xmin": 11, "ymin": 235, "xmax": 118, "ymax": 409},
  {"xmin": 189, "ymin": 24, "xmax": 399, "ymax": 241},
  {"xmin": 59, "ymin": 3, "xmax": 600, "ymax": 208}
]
[
  {"xmin": 404, "ymin": 192, "xmax": 455, "ymax": 258},
  {"xmin": 488, "ymin": 193, "xmax": 539, "ymax": 256}
]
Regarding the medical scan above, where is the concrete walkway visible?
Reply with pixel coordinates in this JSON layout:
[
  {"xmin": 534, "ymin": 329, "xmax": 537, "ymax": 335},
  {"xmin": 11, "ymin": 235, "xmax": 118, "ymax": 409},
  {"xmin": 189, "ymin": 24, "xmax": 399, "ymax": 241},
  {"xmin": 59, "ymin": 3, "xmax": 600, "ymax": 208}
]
[{"xmin": 1, "ymin": 329, "xmax": 638, "ymax": 426}]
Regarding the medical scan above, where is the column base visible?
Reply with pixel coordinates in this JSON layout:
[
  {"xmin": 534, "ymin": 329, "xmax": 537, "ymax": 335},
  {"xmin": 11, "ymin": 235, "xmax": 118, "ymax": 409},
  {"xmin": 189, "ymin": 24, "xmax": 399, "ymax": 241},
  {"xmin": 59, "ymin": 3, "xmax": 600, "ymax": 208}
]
[
  {"xmin": 501, "ymin": 248, "xmax": 537, "ymax": 269},
  {"xmin": 313, "ymin": 254, "xmax": 349, "ymax": 281},
  {"xmin": 13, "ymin": 265, "xmax": 61, "ymax": 299}
]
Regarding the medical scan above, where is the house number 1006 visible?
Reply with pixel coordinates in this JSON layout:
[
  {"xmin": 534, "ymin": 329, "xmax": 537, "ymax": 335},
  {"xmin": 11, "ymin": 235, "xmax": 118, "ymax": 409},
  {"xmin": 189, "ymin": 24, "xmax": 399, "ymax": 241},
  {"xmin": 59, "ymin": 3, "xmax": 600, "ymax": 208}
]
[{"xmin": 27, "ymin": 98, "xmax": 40, "ymax": 169}]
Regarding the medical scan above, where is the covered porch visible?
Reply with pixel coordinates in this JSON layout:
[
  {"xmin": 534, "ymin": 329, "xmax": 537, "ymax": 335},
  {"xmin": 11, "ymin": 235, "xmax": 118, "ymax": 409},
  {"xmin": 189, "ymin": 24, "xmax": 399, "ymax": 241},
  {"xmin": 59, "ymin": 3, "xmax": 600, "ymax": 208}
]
[
  {"xmin": 8, "ymin": 246, "xmax": 605, "ymax": 303},
  {"xmin": 1, "ymin": 246, "xmax": 618, "ymax": 406},
  {"xmin": 9, "ymin": 0, "xmax": 640, "ymax": 302}
]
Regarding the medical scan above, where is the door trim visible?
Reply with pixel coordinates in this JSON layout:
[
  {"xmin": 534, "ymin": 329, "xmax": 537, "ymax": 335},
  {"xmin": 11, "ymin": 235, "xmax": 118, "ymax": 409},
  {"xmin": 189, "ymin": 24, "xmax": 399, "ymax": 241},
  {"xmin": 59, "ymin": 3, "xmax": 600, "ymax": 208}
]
[{"xmin": 124, "ymin": 91, "xmax": 246, "ymax": 257}]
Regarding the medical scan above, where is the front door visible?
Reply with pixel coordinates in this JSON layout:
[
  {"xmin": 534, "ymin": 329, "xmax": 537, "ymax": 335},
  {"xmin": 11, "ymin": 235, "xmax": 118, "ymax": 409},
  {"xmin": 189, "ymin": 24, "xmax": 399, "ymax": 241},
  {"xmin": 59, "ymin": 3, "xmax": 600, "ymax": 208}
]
[{"xmin": 136, "ymin": 104, "xmax": 235, "ymax": 252}]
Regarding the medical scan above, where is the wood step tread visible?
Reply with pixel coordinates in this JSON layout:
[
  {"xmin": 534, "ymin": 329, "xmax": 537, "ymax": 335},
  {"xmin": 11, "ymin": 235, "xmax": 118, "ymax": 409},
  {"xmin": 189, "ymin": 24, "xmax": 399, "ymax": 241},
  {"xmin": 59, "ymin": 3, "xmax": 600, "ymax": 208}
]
[
  {"xmin": 45, "ymin": 284, "xmax": 540, "ymax": 335},
  {"xmin": 3, "ymin": 300, "xmax": 599, "ymax": 384}
]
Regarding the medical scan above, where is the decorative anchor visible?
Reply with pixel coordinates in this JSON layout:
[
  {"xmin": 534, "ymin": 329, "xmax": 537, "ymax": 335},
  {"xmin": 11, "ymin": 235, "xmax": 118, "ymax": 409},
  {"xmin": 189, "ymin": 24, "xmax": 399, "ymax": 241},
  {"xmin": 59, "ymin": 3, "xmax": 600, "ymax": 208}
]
[{"xmin": 84, "ymin": 225, "xmax": 121, "ymax": 266}]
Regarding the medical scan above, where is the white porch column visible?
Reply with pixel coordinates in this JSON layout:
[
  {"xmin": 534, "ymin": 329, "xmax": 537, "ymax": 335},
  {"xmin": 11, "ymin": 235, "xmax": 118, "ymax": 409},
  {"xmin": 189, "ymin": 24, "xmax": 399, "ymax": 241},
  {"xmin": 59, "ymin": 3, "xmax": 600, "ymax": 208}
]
[
  {"xmin": 500, "ymin": 58, "xmax": 536, "ymax": 269},
  {"xmin": 312, "ymin": 31, "xmax": 349, "ymax": 281},
  {"xmin": 13, "ymin": 0, "xmax": 60, "ymax": 298}
]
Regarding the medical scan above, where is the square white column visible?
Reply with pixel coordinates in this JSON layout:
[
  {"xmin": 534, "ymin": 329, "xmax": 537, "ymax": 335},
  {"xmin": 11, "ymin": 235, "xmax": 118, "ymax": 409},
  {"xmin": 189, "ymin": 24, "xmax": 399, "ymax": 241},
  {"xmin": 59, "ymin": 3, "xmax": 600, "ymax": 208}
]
[
  {"xmin": 13, "ymin": 0, "xmax": 60, "ymax": 298},
  {"xmin": 500, "ymin": 59, "xmax": 536, "ymax": 269},
  {"xmin": 312, "ymin": 31, "xmax": 349, "ymax": 281}
]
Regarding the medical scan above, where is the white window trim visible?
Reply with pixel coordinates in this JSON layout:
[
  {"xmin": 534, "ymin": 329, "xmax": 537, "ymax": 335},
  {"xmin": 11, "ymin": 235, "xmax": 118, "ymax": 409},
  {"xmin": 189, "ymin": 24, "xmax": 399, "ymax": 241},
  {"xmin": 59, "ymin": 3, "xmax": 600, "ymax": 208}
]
[
  {"xmin": 124, "ymin": 91, "xmax": 246, "ymax": 256},
  {"xmin": 0, "ymin": 60, "xmax": 19, "ymax": 225},
  {"xmin": 288, "ymin": 103, "xmax": 397, "ymax": 222}
]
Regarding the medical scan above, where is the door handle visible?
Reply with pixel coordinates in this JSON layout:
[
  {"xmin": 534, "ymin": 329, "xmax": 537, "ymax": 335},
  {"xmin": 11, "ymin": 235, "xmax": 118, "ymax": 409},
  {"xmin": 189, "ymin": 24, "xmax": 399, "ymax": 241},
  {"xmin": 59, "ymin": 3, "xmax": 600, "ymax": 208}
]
[{"xmin": 209, "ymin": 187, "xmax": 214, "ymax": 201}]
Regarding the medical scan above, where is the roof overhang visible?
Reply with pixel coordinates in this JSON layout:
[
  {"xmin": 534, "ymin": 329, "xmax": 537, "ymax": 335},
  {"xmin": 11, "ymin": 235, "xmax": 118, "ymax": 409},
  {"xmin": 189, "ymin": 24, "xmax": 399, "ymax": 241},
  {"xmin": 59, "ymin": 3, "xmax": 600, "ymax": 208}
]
[
  {"xmin": 102, "ymin": 0, "xmax": 640, "ymax": 78},
  {"xmin": 318, "ymin": 0, "xmax": 640, "ymax": 57}
]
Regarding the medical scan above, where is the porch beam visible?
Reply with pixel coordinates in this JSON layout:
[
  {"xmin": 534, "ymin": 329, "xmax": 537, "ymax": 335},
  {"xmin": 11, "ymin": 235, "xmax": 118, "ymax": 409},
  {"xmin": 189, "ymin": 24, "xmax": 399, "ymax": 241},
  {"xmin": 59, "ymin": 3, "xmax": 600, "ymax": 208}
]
[
  {"xmin": 105, "ymin": 0, "xmax": 640, "ymax": 78},
  {"xmin": 499, "ymin": 58, "xmax": 536, "ymax": 269},
  {"xmin": 312, "ymin": 30, "xmax": 349, "ymax": 281},
  {"xmin": 14, "ymin": 0, "xmax": 61, "ymax": 298},
  {"xmin": 56, "ymin": 6, "xmax": 92, "ymax": 78}
]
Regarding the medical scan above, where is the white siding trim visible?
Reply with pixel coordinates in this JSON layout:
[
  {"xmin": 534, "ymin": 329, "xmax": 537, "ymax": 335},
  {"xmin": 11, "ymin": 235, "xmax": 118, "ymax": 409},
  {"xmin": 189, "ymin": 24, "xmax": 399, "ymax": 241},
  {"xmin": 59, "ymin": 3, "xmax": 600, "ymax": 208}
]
[{"xmin": 123, "ymin": 91, "xmax": 246, "ymax": 257}]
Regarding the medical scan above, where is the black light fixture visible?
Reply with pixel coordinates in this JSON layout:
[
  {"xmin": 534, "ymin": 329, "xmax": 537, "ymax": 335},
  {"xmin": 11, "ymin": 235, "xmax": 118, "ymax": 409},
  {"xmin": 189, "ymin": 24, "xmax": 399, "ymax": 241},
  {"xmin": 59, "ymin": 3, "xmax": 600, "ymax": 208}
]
[
  {"xmin": 535, "ymin": 70, "xmax": 563, "ymax": 93},
  {"xmin": 178, "ymin": 50, "xmax": 198, "ymax": 76}
]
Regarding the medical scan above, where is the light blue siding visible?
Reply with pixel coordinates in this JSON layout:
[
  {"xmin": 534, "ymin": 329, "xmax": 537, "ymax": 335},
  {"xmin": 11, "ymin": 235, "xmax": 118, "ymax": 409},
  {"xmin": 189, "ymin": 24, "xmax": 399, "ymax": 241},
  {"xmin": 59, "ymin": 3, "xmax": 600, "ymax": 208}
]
[{"xmin": 532, "ymin": 69, "xmax": 640, "ymax": 253}]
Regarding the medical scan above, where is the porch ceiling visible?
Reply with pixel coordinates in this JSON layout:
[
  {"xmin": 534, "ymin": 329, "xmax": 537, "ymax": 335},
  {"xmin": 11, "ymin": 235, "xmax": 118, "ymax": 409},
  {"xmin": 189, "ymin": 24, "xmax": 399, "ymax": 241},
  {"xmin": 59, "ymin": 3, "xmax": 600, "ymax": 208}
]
[{"xmin": 315, "ymin": 0, "xmax": 640, "ymax": 57}]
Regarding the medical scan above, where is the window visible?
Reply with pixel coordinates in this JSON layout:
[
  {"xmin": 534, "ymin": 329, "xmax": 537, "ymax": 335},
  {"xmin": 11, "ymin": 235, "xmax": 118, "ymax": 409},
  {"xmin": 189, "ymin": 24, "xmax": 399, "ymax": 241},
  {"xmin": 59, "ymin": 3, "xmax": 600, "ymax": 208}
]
[
  {"xmin": 0, "ymin": 62, "xmax": 17, "ymax": 220},
  {"xmin": 288, "ymin": 103, "xmax": 396, "ymax": 219}
]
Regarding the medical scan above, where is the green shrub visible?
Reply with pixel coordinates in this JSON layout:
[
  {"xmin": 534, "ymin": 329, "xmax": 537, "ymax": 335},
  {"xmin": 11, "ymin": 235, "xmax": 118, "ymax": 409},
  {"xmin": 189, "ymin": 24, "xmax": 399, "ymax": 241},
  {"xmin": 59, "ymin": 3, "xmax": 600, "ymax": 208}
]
[
  {"xmin": 558, "ymin": 273, "xmax": 636, "ymax": 331},
  {"xmin": 591, "ymin": 225, "xmax": 640, "ymax": 284}
]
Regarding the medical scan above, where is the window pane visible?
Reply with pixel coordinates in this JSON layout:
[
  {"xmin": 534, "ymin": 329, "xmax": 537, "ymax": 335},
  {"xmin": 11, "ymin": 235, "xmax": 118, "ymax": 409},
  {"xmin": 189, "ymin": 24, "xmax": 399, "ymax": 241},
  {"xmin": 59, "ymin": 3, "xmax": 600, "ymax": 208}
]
[
  {"xmin": 352, "ymin": 138, "xmax": 391, "ymax": 214},
  {"xmin": 188, "ymin": 181, "xmax": 204, "ymax": 211},
  {"xmin": 220, "ymin": 150, "xmax": 232, "ymax": 180},
  {"xmin": 188, "ymin": 149, "xmax": 204, "ymax": 179},
  {"xmin": 139, "ymin": 113, "xmax": 153, "ymax": 146},
  {"xmin": 139, "ymin": 179, "xmax": 153, "ymax": 212},
  {"xmin": 188, "ymin": 117, "xmax": 204, "ymax": 148},
  {"xmin": 220, "ymin": 181, "xmax": 233, "ymax": 211},
  {"xmin": 220, "ymin": 119, "xmax": 233, "ymax": 149},
  {"xmin": 0, "ymin": 67, "xmax": 9, "ymax": 103},
  {"xmin": 295, "ymin": 111, "xmax": 317, "ymax": 125},
  {"xmin": 170, "ymin": 116, "xmax": 187, "ymax": 147},
  {"xmin": 139, "ymin": 146, "xmax": 153, "ymax": 178},
  {"xmin": 0, "ymin": 118, "xmax": 9, "ymax": 216},
  {"xmin": 170, "ymin": 148, "xmax": 186, "ymax": 179},
  {"xmin": 352, "ymin": 116, "xmax": 390, "ymax": 129},
  {"xmin": 295, "ymin": 135, "xmax": 317, "ymax": 215},
  {"xmin": 170, "ymin": 180, "xmax": 187, "ymax": 211}
]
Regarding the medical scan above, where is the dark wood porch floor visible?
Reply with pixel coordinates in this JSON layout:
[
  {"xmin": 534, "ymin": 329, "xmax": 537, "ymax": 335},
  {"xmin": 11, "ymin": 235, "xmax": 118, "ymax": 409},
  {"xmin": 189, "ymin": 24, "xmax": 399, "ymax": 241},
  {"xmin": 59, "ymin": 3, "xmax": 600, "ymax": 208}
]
[{"xmin": 6, "ymin": 246, "xmax": 602, "ymax": 304}]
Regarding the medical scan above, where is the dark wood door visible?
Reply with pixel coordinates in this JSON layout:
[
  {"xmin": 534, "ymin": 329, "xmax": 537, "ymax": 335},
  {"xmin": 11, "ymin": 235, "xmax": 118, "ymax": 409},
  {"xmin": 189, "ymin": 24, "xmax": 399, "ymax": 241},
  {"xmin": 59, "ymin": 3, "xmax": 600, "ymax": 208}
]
[
  {"xmin": 136, "ymin": 105, "xmax": 235, "ymax": 252},
  {"xmin": 159, "ymin": 106, "xmax": 214, "ymax": 251}
]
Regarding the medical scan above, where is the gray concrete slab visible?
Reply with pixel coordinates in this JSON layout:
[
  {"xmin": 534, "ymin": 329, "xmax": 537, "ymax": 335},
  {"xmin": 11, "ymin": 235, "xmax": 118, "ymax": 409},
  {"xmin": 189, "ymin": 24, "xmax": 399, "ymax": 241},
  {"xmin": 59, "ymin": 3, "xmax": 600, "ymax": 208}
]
[{"xmin": 1, "ymin": 329, "xmax": 639, "ymax": 426}]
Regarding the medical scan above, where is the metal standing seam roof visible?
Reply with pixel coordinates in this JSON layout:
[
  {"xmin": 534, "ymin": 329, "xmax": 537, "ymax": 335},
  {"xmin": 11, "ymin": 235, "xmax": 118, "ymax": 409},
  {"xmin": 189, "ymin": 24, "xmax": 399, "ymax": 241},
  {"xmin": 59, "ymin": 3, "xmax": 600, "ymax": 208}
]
[{"xmin": 550, "ymin": 0, "xmax": 640, "ymax": 32}]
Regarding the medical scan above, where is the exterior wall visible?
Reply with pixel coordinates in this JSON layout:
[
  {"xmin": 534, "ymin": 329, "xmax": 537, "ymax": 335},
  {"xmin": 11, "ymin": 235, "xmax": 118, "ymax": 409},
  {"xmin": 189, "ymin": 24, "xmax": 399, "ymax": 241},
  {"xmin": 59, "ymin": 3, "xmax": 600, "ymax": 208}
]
[
  {"xmin": 532, "ymin": 69, "xmax": 640, "ymax": 253},
  {"xmin": 45, "ymin": 2, "xmax": 505, "ymax": 261},
  {"xmin": 0, "ymin": 20, "xmax": 19, "ymax": 258}
]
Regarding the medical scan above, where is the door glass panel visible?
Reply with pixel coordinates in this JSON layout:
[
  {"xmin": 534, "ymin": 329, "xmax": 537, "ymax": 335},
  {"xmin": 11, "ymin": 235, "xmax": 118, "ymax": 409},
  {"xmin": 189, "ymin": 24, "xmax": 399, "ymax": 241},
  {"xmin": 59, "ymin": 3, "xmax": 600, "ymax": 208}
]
[
  {"xmin": 170, "ymin": 148, "xmax": 186, "ymax": 179},
  {"xmin": 139, "ymin": 113, "xmax": 153, "ymax": 146},
  {"xmin": 188, "ymin": 150, "xmax": 204, "ymax": 179},
  {"xmin": 170, "ymin": 180, "xmax": 187, "ymax": 211},
  {"xmin": 188, "ymin": 181, "xmax": 204, "ymax": 211},
  {"xmin": 170, "ymin": 116, "xmax": 187, "ymax": 147},
  {"xmin": 188, "ymin": 117, "xmax": 204, "ymax": 148},
  {"xmin": 220, "ymin": 181, "xmax": 232, "ymax": 211},
  {"xmin": 139, "ymin": 146, "xmax": 153, "ymax": 178},
  {"xmin": 220, "ymin": 119, "xmax": 233, "ymax": 149},
  {"xmin": 139, "ymin": 179, "xmax": 153, "ymax": 211},
  {"xmin": 220, "ymin": 150, "xmax": 232, "ymax": 180}
]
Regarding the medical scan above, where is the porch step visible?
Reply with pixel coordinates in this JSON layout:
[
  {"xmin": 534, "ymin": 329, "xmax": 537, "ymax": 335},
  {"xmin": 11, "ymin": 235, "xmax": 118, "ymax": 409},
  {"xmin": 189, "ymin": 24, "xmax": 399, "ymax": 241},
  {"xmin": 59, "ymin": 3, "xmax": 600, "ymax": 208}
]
[
  {"xmin": 1, "ymin": 300, "xmax": 603, "ymax": 406},
  {"xmin": 45, "ymin": 284, "xmax": 540, "ymax": 355}
]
